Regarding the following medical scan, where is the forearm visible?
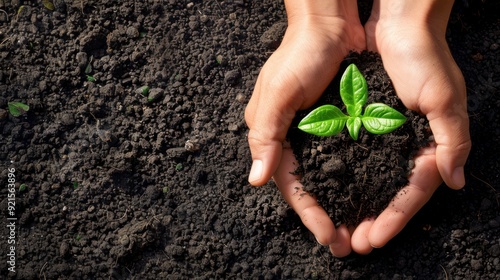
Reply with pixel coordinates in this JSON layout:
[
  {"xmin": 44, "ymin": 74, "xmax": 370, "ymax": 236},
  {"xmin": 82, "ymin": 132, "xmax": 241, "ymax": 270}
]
[
  {"xmin": 372, "ymin": 0, "xmax": 455, "ymax": 36},
  {"xmin": 284, "ymin": 0, "xmax": 358, "ymax": 23}
]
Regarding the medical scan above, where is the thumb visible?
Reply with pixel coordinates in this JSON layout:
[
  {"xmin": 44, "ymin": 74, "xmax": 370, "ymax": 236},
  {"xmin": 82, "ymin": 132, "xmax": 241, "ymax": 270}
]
[
  {"xmin": 244, "ymin": 80, "xmax": 301, "ymax": 186},
  {"xmin": 428, "ymin": 108, "xmax": 471, "ymax": 189},
  {"xmin": 246, "ymin": 130, "xmax": 283, "ymax": 187},
  {"xmin": 417, "ymin": 58, "xmax": 471, "ymax": 190}
]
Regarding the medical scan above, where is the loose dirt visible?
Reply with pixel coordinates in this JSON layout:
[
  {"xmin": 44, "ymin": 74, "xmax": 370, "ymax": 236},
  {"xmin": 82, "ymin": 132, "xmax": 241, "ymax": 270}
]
[{"xmin": 0, "ymin": 1, "xmax": 498, "ymax": 279}]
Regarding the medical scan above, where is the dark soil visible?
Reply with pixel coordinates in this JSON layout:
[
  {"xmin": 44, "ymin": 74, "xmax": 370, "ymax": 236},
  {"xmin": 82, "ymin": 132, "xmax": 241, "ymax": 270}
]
[
  {"xmin": 288, "ymin": 51, "xmax": 431, "ymax": 226},
  {"xmin": 0, "ymin": 0, "xmax": 499, "ymax": 279}
]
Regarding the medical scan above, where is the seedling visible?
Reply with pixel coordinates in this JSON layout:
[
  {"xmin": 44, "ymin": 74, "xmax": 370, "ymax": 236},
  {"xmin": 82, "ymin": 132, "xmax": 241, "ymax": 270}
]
[
  {"xmin": 19, "ymin": 184, "xmax": 27, "ymax": 192},
  {"xmin": 298, "ymin": 64, "xmax": 406, "ymax": 140},
  {"xmin": 7, "ymin": 101, "xmax": 30, "ymax": 117},
  {"xmin": 86, "ymin": 75, "xmax": 96, "ymax": 82},
  {"xmin": 84, "ymin": 56, "xmax": 96, "ymax": 82},
  {"xmin": 138, "ymin": 86, "xmax": 150, "ymax": 96},
  {"xmin": 42, "ymin": 0, "xmax": 55, "ymax": 11},
  {"xmin": 175, "ymin": 163, "xmax": 183, "ymax": 171},
  {"xmin": 16, "ymin": 6, "xmax": 25, "ymax": 21}
]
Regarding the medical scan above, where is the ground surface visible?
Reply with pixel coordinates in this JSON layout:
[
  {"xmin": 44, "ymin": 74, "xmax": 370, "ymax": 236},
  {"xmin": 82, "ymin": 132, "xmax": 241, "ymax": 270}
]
[{"xmin": 0, "ymin": 0, "xmax": 499, "ymax": 279}]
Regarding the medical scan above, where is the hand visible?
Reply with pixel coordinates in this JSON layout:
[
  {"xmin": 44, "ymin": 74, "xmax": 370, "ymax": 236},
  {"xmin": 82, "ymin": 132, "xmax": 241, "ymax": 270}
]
[
  {"xmin": 245, "ymin": 0, "xmax": 365, "ymax": 256},
  {"xmin": 348, "ymin": 0, "xmax": 472, "ymax": 253}
]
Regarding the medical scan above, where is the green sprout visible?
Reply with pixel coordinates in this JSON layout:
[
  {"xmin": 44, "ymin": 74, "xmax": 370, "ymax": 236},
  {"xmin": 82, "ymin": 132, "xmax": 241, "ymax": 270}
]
[
  {"xmin": 139, "ymin": 86, "xmax": 150, "ymax": 96},
  {"xmin": 8, "ymin": 101, "xmax": 30, "ymax": 117},
  {"xmin": 86, "ymin": 75, "xmax": 96, "ymax": 82},
  {"xmin": 175, "ymin": 163, "xmax": 183, "ymax": 171},
  {"xmin": 298, "ymin": 64, "xmax": 406, "ymax": 140},
  {"xmin": 72, "ymin": 181, "xmax": 78, "ymax": 189},
  {"xmin": 216, "ymin": 55, "xmax": 223, "ymax": 64},
  {"xmin": 42, "ymin": 0, "xmax": 55, "ymax": 11},
  {"xmin": 19, "ymin": 184, "xmax": 27, "ymax": 192},
  {"xmin": 162, "ymin": 186, "xmax": 169, "ymax": 193},
  {"xmin": 17, "ymin": 5, "xmax": 25, "ymax": 16}
]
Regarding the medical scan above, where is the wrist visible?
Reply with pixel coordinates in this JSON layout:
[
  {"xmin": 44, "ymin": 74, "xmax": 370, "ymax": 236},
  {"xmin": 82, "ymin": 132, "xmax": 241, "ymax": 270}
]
[
  {"xmin": 284, "ymin": 0, "xmax": 353, "ymax": 25},
  {"xmin": 371, "ymin": 0, "xmax": 454, "ymax": 36}
]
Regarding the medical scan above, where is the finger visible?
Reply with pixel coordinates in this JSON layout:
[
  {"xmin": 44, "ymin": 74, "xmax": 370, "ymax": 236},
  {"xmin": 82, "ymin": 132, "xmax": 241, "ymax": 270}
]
[
  {"xmin": 245, "ymin": 68, "xmax": 303, "ymax": 186},
  {"xmin": 420, "ymin": 62, "xmax": 471, "ymax": 190},
  {"xmin": 427, "ymin": 107, "xmax": 471, "ymax": 190},
  {"xmin": 351, "ymin": 217, "xmax": 375, "ymax": 255},
  {"xmin": 273, "ymin": 147, "xmax": 351, "ymax": 255},
  {"xmin": 329, "ymin": 225, "xmax": 352, "ymax": 258},
  {"xmin": 368, "ymin": 146, "xmax": 442, "ymax": 248}
]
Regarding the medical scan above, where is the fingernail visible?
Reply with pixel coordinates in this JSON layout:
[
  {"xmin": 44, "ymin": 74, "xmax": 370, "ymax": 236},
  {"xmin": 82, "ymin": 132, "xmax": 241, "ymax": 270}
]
[
  {"xmin": 330, "ymin": 242, "xmax": 350, "ymax": 258},
  {"xmin": 452, "ymin": 167, "xmax": 465, "ymax": 189},
  {"xmin": 315, "ymin": 235, "xmax": 327, "ymax": 246},
  {"xmin": 248, "ymin": 160, "xmax": 263, "ymax": 184}
]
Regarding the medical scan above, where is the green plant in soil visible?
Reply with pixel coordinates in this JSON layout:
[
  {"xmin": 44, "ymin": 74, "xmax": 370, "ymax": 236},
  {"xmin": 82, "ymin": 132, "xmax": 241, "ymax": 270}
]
[
  {"xmin": 86, "ymin": 75, "xmax": 96, "ymax": 82},
  {"xmin": 298, "ymin": 64, "xmax": 406, "ymax": 140},
  {"xmin": 42, "ymin": 0, "xmax": 55, "ymax": 11},
  {"xmin": 175, "ymin": 163, "xmax": 183, "ymax": 171},
  {"xmin": 138, "ymin": 85, "xmax": 150, "ymax": 96},
  {"xmin": 7, "ymin": 101, "xmax": 30, "ymax": 117}
]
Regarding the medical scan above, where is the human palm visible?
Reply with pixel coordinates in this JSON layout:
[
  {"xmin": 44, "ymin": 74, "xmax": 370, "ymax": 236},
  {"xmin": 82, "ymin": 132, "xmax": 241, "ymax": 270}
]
[
  {"xmin": 348, "ymin": 17, "xmax": 472, "ymax": 251},
  {"xmin": 245, "ymin": 14, "xmax": 365, "ymax": 256},
  {"xmin": 245, "ymin": 14, "xmax": 366, "ymax": 186},
  {"xmin": 246, "ymin": 1, "xmax": 471, "ymax": 257}
]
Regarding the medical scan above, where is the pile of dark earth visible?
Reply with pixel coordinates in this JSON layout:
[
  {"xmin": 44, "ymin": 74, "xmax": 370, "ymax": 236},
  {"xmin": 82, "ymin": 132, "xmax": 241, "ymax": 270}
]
[
  {"xmin": 0, "ymin": 0, "xmax": 498, "ymax": 279},
  {"xmin": 288, "ymin": 51, "xmax": 432, "ymax": 227}
]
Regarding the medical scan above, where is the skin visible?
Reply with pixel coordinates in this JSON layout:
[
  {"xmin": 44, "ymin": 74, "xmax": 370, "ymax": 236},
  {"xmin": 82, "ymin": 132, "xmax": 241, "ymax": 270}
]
[{"xmin": 245, "ymin": 0, "xmax": 471, "ymax": 256}]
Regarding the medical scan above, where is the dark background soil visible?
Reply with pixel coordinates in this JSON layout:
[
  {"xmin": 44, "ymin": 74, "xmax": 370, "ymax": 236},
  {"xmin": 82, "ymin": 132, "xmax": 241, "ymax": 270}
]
[{"xmin": 0, "ymin": 0, "xmax": 499, "ymax": 279}]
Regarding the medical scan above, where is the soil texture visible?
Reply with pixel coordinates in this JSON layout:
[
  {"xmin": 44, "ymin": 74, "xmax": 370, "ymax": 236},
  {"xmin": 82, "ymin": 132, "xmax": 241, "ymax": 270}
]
[{"xmin": 0, "ymin": 0, "xmax": 499, "ymax": 279}]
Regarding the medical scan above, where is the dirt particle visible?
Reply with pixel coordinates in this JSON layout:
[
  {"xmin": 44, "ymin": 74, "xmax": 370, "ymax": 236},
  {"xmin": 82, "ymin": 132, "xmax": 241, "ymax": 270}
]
[
  {"xmin": 224, "ymin": 70, "xmax": 241, "ymax": 85},
  {"xmin": 59, "ymin": 242, "xmax": 70, "ymax": 257},
  {"xmin": 321, "ymin": 158, "xmax": 346, "ymax": 176},
  {"xmin": 260, "ymin": 21, "xmax": 287, "ymax": 49}
]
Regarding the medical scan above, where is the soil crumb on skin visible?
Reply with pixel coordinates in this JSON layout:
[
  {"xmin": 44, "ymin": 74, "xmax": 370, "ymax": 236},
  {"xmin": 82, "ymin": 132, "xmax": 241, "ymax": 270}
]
[{"xmin": 288, "ymin": 51, "xmax": 432, "ymax": 226}]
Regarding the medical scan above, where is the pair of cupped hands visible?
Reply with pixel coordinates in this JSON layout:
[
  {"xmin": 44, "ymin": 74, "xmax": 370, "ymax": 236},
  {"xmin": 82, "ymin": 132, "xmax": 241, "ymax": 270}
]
[{"xmin": 244, "ymin": 1, "xmax": 471, "ymax": 257}]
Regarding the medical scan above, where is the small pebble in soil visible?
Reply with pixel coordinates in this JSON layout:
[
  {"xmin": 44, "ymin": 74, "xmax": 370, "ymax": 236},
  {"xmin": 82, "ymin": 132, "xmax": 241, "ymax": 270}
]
[
  {"xmin": 321, "ymin": 158, "xmax": 346, "ymax": 176},
  {"xmin": 185, "ymin": 139, "xmax": 201, "ymax": 152}
]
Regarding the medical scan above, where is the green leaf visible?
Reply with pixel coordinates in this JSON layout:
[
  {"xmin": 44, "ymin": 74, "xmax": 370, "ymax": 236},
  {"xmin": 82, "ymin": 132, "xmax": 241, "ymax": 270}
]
[
  {"xmin": 361, "ymin": 103, "xmax": 406, "ymax": 134},
  {"xmin": 8, "ymin": 101, "xmax": 30, "ymax": 117},
  {"xmin": 175, "ymin": 163, "xmax": 183, "ymax": 171},
  {"xmin": 17, "ymin": 5, "xmax": 25, "ymax": 15},
  {"xmin": 139, "ymin": 86, "xmax": 150, "ymax": 96},
  {"xmin": 42, "ymin": 0, "xmax": 55, "ymax": 11},
  {"xmin": 84, "ymin": 63, "xmax": 92, "ymax": 74},
  {"xmin": 346, "ymin": 117, "xmax": 362, "ymax": 140},
  {"xmin": 298, "ymin": 105, "xmax": 348, "ymax": 136},
  {"xmin": 340, "ymin": 64, "xmax": 367, "ymax": 117}
]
